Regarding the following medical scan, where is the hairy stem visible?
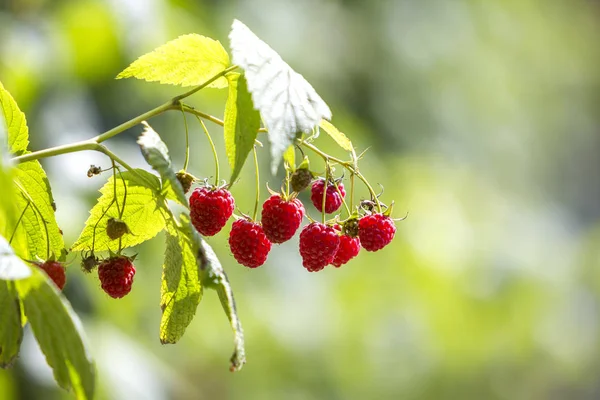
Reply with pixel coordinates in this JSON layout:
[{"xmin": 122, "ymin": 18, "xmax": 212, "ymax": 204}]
[
  {"xmin": 196, "ymin": 116, "xmax": 220, "ymax": 185},
  {"xmin": 252, "ymin": 146, "xmax": 260, "ymax": 221}
]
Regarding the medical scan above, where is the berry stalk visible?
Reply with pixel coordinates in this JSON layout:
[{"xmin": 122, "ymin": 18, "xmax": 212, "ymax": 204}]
[{"xmin": 196, "ymin": 116, "xmax": 220, "ymax": 186}]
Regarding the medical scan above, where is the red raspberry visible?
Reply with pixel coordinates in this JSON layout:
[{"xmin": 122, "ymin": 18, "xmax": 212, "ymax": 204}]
[
  {"xmin": 261, "ymin": 194, "xmax": 305, "ymax": 243},
  {"xmin": 37, "ymin": 261, "xmax": 66, "ymax": 290},
  {"xmin": 331, "ymin": 226, "xmax": 361, "ymax": 267},
  {"xmin": 98, "ymin": 256, "xmax": 136, "ymax": 298},
  {"xmin": 310, "ymin": 179, "xmax": 346, "ymax": 214},
  {"xmin": 299, "ymin": 222, "xmax": 340, "ymax": 272},
  {"xmin": 229, "ymin": 219, "xmax": 272, "ymax": 268},
  {"xmin": 358, "ymin": 213, "xmax": 396, "ymax": 252},
  {"xmin": 189, "ymin": 186, "xmax": 235, "ymax": 236}
]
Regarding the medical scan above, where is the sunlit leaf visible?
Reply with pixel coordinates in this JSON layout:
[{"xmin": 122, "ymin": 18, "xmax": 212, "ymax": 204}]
[
  {"xmin": 229, "ymin": 19, "xmax": 332, "ymax": 174},
  {"xmin": 13, "ymin": 162, "xmax": 65, "ymax": 260},
  {"xmin": 0, "ymin": 280, "xmax": 23, "ymax": 367},
  {"xmin": 116, "ymin": 34, "xmax": 230, "ymax": 88},
  {"xmin": 137, "ymin": 122, "xmax": 187, "ymax": 206},
  {"xmin": 160, "ymin": 213, "xmax": 203, "ymax": 344},
  {"xmin": 283, "ymin": 145, "xmax": 295, "ymax": 170},
  {"xmin": 0, "ymin": 83, "xmax": 64, "ymax": 260},
  {"xmin": 319, "ymin": 120, "xmax": 353, "ymax": 152},
  {"xmin": 199, "ymin": 238, "xmax": 245, "ymax": 371},
  {"xmin": 15, "ymin": 268, "xmax": 95, "ymax": 399},
  {"xmin": 71, "ymin": 169, "xmax": 167, "ymax": 252},
  {"xmin": 224, "ymin": 73, "xmax": 261, "ymax": 184},
  {"xmin": 0, "ymin": 81, "xmax": 28, "ymax": 156}
]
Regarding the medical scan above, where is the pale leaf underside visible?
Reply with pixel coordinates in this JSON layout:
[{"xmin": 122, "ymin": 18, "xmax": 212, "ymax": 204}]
[{"xmin": 229, "ymin": 19, "xmax": 332, "ymax": 173}]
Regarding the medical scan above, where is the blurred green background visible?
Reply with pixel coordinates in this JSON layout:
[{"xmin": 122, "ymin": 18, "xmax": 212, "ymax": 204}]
[{"xmin": 2, "ymin": 0, "xmax": 600, "ymax": 399}]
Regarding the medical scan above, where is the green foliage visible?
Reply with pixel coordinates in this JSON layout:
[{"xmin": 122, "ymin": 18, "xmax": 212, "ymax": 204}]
[
  {"xmin": 0, "ymin": 281, "xmax": 23, "ymax": 367},
  {"xmin": 160, "ymin": 214, "xmax": 203, "ymax": 344},
  {"xmin": 0, "ymin": 81, "xmax": 28, "ymax": 156},
  {"xmin": 15, "ymin": 268, "xmax": 95, "ymax": 400},
  {"xmin": 71, "ymin": 169, "xmax": 167, "ymax": 252},
  {"xmin": 116, "ymin": 34, "xmax": 230, "ymax": 88},
  {"xmin": 224, "ymin": 73, "xmax": 261, "ymax": 184},
  {"xmin": 137, "ymin": 122, "xmax": 187, "ymax": 206},
  {"xmin": 229, "ymin": 19, "xmax": 331, "ymax": 174},
  {"xmin": 13, "ymin": 162, "xmax": 65, "ymax": 260},
  {"xmin": 319, "ymin": 120, "xmax": 353, "ymax": 152},
  {"xmin": 0, "ymin": 82, "xmax": 63, "ymax": 260},
  {"xmin": 198, "ymin": 237, "xmax": 245, "ymax": 371},
  {"xmin": 283, "ymin": 145, "xmax": 295, "ymax": 170}
]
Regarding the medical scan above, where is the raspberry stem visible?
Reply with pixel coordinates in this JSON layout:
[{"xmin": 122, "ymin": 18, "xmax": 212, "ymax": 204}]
[
  {"xmin": 14, "ymin": 181, "xmax": 51, "ymax": 259},
  {"xmin": 196, "ymin": 116, "xmax": 220, "ymax": 186},
  {"xmin": 321, "ymin": 165, "xmax": 329, "ymax": 223},
  {"xmin": 299, "ymin": 141, "xmax": 382, "ymax": 213},
  {"xmin": 252, "ymin": 145, "xmax": 260, "ymax": 220},
  {"xmin": 8, "ymin": 200, "xmax": 30, "ymax": 245},
  {"xmin": 180, "ymin": 103, "xmax": 191, "ymax": 171},
  {"xmin": 10, "ymin": 66, "xmax": 239, "ymax": 166}
]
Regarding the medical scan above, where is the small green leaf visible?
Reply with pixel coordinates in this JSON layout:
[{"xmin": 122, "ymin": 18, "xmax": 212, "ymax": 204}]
[
  {"xmin": 12, "ymin": 161, "xmax": 65, "ymax": 260},
  {"xmin": 0, "ymin": 81, "xmax": 28, "ymax": 156},
  {"xmin": 224, "ymin": 73, "xmax": 261, "ymax": 184},
  {"xmin": 71, "ymin": 169, "xmax": 167, "ymax": 252},
  {"xmin": 0, "ymin": 280, "xmax": 23, "ymax": 367},
  {"xmin": 116, "ymin": 34, "xmax": 230, "ymax": 89},
  {"xmin": 319, "ymin": 120, "xmax": 353, "ymax": 152},
  {"xmin": 283, "ymin": 145, "xmax": 295, "ymax": 170},
  {"xmin": 160, "ymin": 213, "xmax": 203, "ymax": 344},
  {"xmin": 137, "ymin": 122, "xmax": 187, "ymax": 206},
  {"xmin": 0, "ymin": 235, "xmax": 31, "ymax": 280},
  {"xmin": 15, "ymin": 267, "xmax": 95, "ymax": 399},
  {"xmin": 199, "ymin": 238, "xmax": 245, "ymax": 371}
]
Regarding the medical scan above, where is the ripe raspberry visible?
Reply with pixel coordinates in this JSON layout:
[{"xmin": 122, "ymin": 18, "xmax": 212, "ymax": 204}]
[
  {"xmin": 331, "ymin": 226, "xmax": 361, "ymax": 267},
  {"xmin": 229, "ymin": 219, "xmax": 272, "ymax": 268},
  {"xmin": 358, "ymin": 213, "xmax": 396, "ymax": 252},
  {"xmin": 37, "ymin": 261, "xmax": 66, "ymax": 290},
  {"xmin": 98, "ymin": 256, "xmax": 136, "ymax": 298},
  {"xmin": 299, "ymin": 222, "xmax": 340, "ymax": 272},
  {"xmin": 290, "ymin": 168, "xmax": 313, "ymax": 193},
  {"xmin": 310, "ymin": 179, "xmax": 346, "ymax": 214},
  {"xmin": 261, "ymin": 194, "xmax": 305, "ymax": 243},
  {"xmin": 189, "ymin": 186, "xmax": 235, "ymax": 236}
]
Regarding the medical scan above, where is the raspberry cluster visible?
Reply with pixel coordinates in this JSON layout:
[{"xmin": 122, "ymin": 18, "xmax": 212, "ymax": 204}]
[{"xmin": 186, "ymin": 175, "xmax": 399, "ymax": 272}]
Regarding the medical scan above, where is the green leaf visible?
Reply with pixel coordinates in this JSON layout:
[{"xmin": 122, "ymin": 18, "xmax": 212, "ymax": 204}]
[
  {"xmin": 0, "ymin": 82, "xmax": 64, "ymax": 260},
  {"xmin": 224, "ymin": 73, "xmax": 261, "ymax": 184},
  {"xmin": 0, "ymin": 280, "xmax": 23, "ymax": 368},
  {"xmin": 283, "ymin": 145, "xmax": 295, "ymax": 170},
  {"xmin": 71, "ymin": 169, "xmax": 167, "ymax": 252},
  {"xmin": 0, "ymin": 234, "xmax": 31, "ymax": 280},
  {"xmin": 0, "ymin": 81, "xmax": 28, "ymax": 156},
  {"xmin": 160, "ymin": 213, "xmax": 203, "ymax": 344},
  {"xmin": 319, "ymin": 120, "xmax": 353, "ymax": 152},
  {"xmin": 199, "ymin": 238, "xmax": 245, "ymax": 371},
  {"xmin": 15, "ymin": 267, "xmax": 95, "ymax": 399},
  {"xmin": 12, "ymin": 162, "xmax": 65, "ymax": 260},
  {"xmin": 116, "ymin": 34, "xmax": 230, "ymax": 89},
  {"xmin": 137, "ymin": 122, "xmax": 187, "ymax": 206}
]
